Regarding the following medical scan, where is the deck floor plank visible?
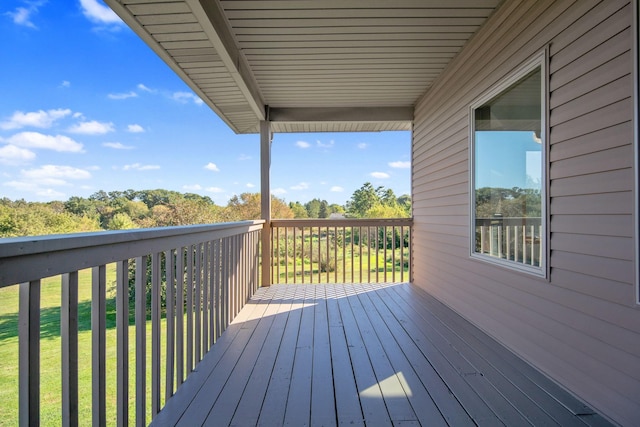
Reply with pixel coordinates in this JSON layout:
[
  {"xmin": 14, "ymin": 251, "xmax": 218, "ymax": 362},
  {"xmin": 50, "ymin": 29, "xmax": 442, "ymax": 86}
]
[
  {"xmin": 387, "ymin": 283, "xmax": 585, "ymax": 427},
  {"xmin": 327, "ymin": 285, "xmax": 365, "ymax": 426},
  {"xmin": 348, "ymin": 284, "xmax": 419, "ymax": 424},
  {"xmin": 389, "ymin": 283, "xmax": 606, "ymax": 426},
  {"xmin": 379, "ymin": 283, "xmax": 531, "ymax": 426},
  {"xmin": 150, "ymin": 283, "xmax": 613, "ymax": 427},
  {"xmin": 257, "ymin": 285, "xmax": 306, "ymax": 426},
  {"xmin": 229, "ymin": 287, "xmax": 298, "ymax": 427},
  {"xmin": 311, "ymin": 285, "xmax": 338, "ymax": 427}
]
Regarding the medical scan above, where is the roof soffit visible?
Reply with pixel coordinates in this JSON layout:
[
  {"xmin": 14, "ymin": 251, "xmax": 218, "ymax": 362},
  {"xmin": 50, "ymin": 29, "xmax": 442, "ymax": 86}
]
[{"xmin": 106, "ymin": 0, "xmax": 502, "ymax": 134}]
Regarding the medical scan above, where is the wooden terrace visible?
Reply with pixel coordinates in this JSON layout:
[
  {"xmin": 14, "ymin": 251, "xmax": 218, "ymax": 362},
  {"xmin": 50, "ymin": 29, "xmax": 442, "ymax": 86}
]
[{"xmin": 152, "ymin": 281, "xmax": 610, "ymax": 427}]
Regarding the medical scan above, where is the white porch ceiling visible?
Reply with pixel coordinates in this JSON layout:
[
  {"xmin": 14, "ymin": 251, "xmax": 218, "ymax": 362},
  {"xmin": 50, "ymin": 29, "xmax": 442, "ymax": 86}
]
[{"xmin": 105, "ymin": 0, "xmax": 501, "ymax": 134}]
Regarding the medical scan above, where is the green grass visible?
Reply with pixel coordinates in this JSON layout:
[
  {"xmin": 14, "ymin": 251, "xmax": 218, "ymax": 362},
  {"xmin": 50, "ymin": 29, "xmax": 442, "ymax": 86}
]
[
  {"xmin": 0, "ymin": 266, "xmax": 172, "ymax": 425},
  {"xmin": 273, "ymin": 245, "xmax": 410, "ymax": 284}
]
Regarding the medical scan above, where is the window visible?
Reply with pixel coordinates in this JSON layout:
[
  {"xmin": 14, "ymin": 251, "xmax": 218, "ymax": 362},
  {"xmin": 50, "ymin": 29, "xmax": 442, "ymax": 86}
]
[{"xmin": 470, "ymin": 53, "xmax": 546, "ymax": 275}]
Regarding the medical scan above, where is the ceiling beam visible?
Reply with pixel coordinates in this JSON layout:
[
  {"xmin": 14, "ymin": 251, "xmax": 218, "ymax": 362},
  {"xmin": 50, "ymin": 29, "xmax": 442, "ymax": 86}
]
[
  {"xmin": 188, "ymin": 0, "xmax": 265, "ymax": 121},
  {"xmin": 268, "ymin": 106, "xmax": 414, "ymax": 123}
]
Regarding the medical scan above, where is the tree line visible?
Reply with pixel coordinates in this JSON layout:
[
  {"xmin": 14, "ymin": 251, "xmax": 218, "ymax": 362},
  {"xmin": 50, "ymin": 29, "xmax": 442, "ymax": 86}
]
[{"xmin": 0, "ymin": 183, "xmax": 410, "ymax": 238}]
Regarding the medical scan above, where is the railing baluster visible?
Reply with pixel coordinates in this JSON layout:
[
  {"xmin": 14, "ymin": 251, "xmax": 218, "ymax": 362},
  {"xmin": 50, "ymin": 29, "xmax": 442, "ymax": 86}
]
[
  {"xmin": 400, "ymin": 226, "xmax": 405, "ymax": 282},
  {"xmin": 195, "ymin": 244, "xmax": 202, "ymax": 364},
  {"xmin": 61, "ymin": 272, "xmax": 78, "ymax": 427},
  {"xmin": 151, "ymin": 252, "xmax": 161, "ymax": 417},
  {"xmin": 203, "ymin": 242, "xmax": 209, "ymax": 354},
  {"xmin": 317, "ymin": 226, "xmax": 321, "ymax": 284},
  {"xmin": 300, "ymin": 227, "xmax": 305, "ymax": 283},
  {"xmin": 92, "ymin": 266, "xmax": 107, "ymax": 427},
  {"xmin": 165, "ymin": 250, "xmax": 175, "ymax": 401},
  {"xmin": 392, "ymin": 225, "xmax": 396, "ymax": 283},
  {"xmin": 349, "ymin": 226, "xmax": 353, "ymax": 283},
  {"xmin": 186, "ymin": 246, "xmax": 194, "ymax": 374},
  {"xmin": 209, "ymin": 242, "xmax": 215, "ymax": 347},
  {"xmin": 176, "ymin": 248, "xmax": 184, "ymax": 386},
  {"xmin": 19, "ymin": 280, "xmax": 40, "ymax": 427},
  {"xmin": 359, "ymin": 226, "xmax": 363, "ymax": 283},
  {"xmin": 115, "ymin": 261, "xmax": 129, "ymax": 427},
  {"xmin": 135, "ymin": 257, "xmax": 146, "ymax": 427}
]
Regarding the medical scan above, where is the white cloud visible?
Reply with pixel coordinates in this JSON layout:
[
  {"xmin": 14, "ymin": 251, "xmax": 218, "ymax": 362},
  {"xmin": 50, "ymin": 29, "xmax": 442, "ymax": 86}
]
[
  {"xmin": 271, "ymin": 188, "xmax": 287, "ymax": 195},
  {"xmin": 389, "ymin": 161, "xmax": 410, "ymax": 169},
  {"xmin": 108, "ymin": 91, "xmax": 138, "ymax": 100},
  {"xmin": 79, "ymin": 0, "xmax": 122, "ymax": 24},
  {"xmin": 330, "ymin": 186, "xmax": 344, "ymax": 192},
  {"xmin": 122, "ymin": 163, "xmax": 160, "ymax": 171},
  {"xmin": 127, "ymin": 124, "xmax": 145, "ymax": 133},
  {"xmin": 290, "ymin": 182, "xmax": 309, "ymax": 191},
  {"xmin": 5, "ymin": 132, "xmax": 84, "ymax": 152},
  {"xmin": 5, "ymin": 2, "xmax": 44, "ymax": 29},
  {"xmin": 204, "ymin": 162, "xmax": 220, "ymax": 172},
  {"xmin": 357, "ymin": 142, "xmax": 367, "ymax": 149},
  {"xmin": 1, "ymin": 109, "xmax": 72, "ymax": 130},
  {"xmin": 4, "ymin": 181, "xmax": 66, "ymax": 199},
  {"xmin": 238, "ymin": 154, "xmax": 251, "ymax": 161},
  {"xmin": 103, "ymin": 142, "xmax": 134, "ymax": 150},
  {"xmin": 0, "ymin": 145, "xmax": 36, "ymax": 164},
  {"xmin": 61, "ymin": 81, "xmax": 71, "ymax": 88},
  {"xmin": 246, "ymin": 183, "xmax": 255, "ymax": 188},
  {"xmin": 171, "ymin": 92, "xmax": 203, "ymax": 105},
  {"xmin": 68, "ymin": 120, "xmax": 114, "ymax": 135},
  {"xmin": 137, "ymin": 83, "xmax": 154, "ymax": 93},
  {"xmin": 21, "ymin": 165, "xmax": 92, "ymax": 183},
  {"xmin": 183, "ymin": 184, "xmax": 202, "ymax": 191},
  {"xmin": 317, "ymin": 139, "xmax": 334, "ymax": 149},
  {"xmin": 296, "ymin": 140, "xmax": 310, "ymax": 149},
  {"xmin": 370, "ymin": 172, "xmax": 390, "ymax": 179},
  {"xmin": 205, "ymin": 187, "xmax": 224, "ymax": 193}
]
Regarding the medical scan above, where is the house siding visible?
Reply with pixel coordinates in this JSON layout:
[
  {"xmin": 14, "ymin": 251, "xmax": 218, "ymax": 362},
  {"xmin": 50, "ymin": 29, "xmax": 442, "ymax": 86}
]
[{"xmin": 412, "ymin": 0, "xmax": 639, "ymax": 425}]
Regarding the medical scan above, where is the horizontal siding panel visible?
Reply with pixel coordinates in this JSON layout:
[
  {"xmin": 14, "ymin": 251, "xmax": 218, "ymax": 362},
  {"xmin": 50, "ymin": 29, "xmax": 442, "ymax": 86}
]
[
  {"xmin": 550, "ymin": 214, "xmax": 631, "ymax": 237},
  {"xmin": 550, "ymin": 98, "xmax": 632, "ymax": 144},
  {"xmin": 550, "ymin": 192, "xmax": 632, "ymax": 215},
  {"xmin": 413, "ymin": 159, "xmax": 467, "ymax": 187},
  {"xmin": 551, "ymin": 233, "xmax": 633, "ymax": 261},
  {"xmin": 549, "ymin": 75, "xmax": 632, "ymax": 127},
  {"xmin": 550, "ymin": 268, "xmax": 635, "ymax": 306},
  {"xmin": 550, "ymin": 121, "xmax": 632, "ymax": 162},
  {"xmin": 550, "ymin": 250, "xmax": 633, "ymax": 285},
  {"xmin": 414, "ymin": 182, "xmax": 468, "ymax": 201},
  {"xmin": 549, "ymin": 3, "xmax": 630, "ymax": 72},
  {"xmin": 550, "ymin": 52, "xmax": 630, "ymax": 108},
  {"xmin": 550, "ymin": 168, "xmax": 633, "ymax": 197},
  {"xmin": 420, "ymin": 245, "xmax": 640, "ymax": 346},
  {"xmin": 549, "ymin": 28, "xmax": 631, "ymax": 88},
  {"xmin": 549, "ymin": 145, "xmax": 632, "ymax": 180}
]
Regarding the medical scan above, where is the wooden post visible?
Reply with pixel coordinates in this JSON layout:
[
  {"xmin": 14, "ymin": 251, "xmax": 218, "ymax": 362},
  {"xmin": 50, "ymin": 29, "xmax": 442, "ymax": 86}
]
[{"xmin": 261, "ymin": 120, "xmax": 272, "ymax": 287}]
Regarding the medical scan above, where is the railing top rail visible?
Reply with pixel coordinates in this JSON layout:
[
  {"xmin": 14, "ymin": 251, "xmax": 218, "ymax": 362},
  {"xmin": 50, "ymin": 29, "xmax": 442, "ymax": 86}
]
[
  {"xmin": 270, "ymin": 218, "xmax": 413, "ymax": 227},
  {"xmin": 0, "ymin": 220, "xmax": 264, "ymax": 288}
]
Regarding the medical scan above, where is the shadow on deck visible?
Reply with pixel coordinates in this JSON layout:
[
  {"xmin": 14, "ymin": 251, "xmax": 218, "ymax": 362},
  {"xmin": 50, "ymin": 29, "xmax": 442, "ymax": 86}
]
[{"xmin": 151, "ymin": 282, "xmax": 611, "ymax": 427}]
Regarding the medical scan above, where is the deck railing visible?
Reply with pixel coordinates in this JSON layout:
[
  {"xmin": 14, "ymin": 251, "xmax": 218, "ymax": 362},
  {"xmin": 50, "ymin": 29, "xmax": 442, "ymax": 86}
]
[
  {"xmin": 270, "ymin": 218, "xmax": 412, "ymax": 284},
  {"xmin": 0, "ymin": 220, "xmax": 263, "ymax": 426},
  {"xmin": 475, "ymin": 217, "xmax": 542, "ymax": 266}
]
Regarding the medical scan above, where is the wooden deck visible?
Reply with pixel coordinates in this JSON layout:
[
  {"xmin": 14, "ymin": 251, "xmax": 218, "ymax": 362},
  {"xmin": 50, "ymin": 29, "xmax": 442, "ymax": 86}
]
[{"xmin": 150, "ymin": 282, "xmax": 611, "ymax": 427}]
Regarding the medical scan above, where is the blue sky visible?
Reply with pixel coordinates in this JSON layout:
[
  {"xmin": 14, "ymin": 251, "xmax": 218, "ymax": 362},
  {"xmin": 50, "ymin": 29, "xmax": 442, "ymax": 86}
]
[{"xmin": 0, "ymin": 0, "xmax": 411, "ymax": 206}]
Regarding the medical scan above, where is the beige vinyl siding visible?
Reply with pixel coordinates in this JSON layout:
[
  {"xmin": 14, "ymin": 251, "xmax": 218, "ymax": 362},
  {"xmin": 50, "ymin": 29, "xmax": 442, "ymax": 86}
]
[{"xmin": 412, "ymin": 0, "xmax": 639, "ymax": 425}]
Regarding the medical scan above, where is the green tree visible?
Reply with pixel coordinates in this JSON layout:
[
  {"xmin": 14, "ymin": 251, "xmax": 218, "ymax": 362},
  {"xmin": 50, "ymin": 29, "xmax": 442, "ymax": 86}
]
[
  {"xmin": 107, "ymin": 212, "xmax": 136, "ymax": 230},
  {"xmin": 289, "ymin": 201, "xmax": 308, "ymax": 218},
  {"xmin": 346, "ymin": 182, "xmax": 381, "ymax": 218}
]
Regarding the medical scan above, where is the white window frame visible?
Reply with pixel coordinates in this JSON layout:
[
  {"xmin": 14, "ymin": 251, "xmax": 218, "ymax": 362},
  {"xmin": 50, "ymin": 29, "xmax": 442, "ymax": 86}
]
[{"xmin": 469, "ymin": 51, "xmax": 548, "ymax": 277}]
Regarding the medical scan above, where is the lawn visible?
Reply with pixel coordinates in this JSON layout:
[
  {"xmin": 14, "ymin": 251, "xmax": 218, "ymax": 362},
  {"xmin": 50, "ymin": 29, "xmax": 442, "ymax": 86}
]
[{"xmin": 0, "ymin": 266, "xmax": 170, "ymax": 425}]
